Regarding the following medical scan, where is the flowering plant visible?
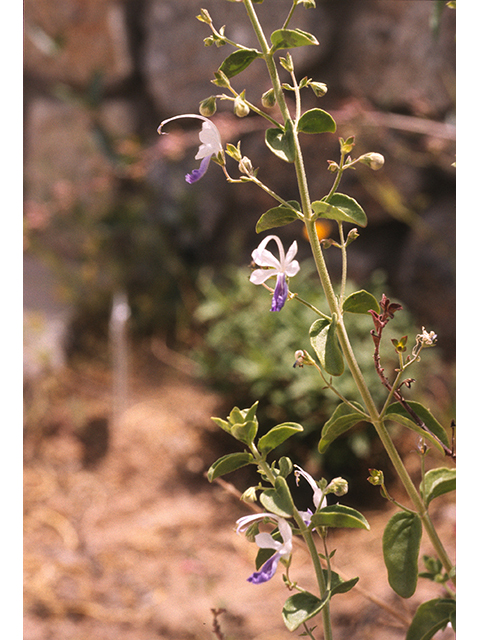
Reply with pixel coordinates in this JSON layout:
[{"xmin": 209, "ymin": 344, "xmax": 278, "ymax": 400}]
[{"xmin": 159, "ymin": 1, "xmax": 455, "ymax": 638}]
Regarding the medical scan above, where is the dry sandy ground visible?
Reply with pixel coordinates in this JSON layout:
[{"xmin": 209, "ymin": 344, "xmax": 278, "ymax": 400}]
[{"xmin": 23, "ymin": 362, "xmax": 455, "ymax": 640}]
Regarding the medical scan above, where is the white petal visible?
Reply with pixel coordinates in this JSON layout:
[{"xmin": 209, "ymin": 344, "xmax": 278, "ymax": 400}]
[
  {"xmin": 284, "ymin": 259, "xmax": 300, "ymax": 278},
  {"xmin": 250, "ymin": 268, "xmax": 277, "ymax": 285},
  {"xmin": 251, "ymin": 247, "xmax": 281, "ymax": 270},
  {"xmin": 254, "ymin": 532, "xmax": 282, "ymax": 551},
  {"xmin": 235, "ymin": 512, "xmax": 278, "ymax": 533}
]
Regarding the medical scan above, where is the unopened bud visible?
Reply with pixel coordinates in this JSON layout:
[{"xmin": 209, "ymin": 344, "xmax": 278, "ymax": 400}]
[
  {"xmin": 367, "ymin": 469, "xmax": 384, "ymax": 486},
  {"xmin": 327, "ymin": 477, "xmax": 348, "ymax": 497},
  {"xmin": 238, "ymin": 156, "xmax": 254, "ymax": 175},
  {"xmin": 199, "ymin": 96, "xmax": 217, "ymax": 117},
  {"xmin": 261, "ymin": 88, "xmax": 277, "ymax": 108},
  {"xmin": 359, "ymin": 152, "xmax": 385, "ymax": 171},
  {"xmin": 241, "ymin": 486, "xmax": 258, "ymax": 504},
  {"xmin": 340, "ymin": 136, "xmax": 355, "ymax": 154},
  {"xmin": 345, "ymin": 228, "xmax": 359, "ymax": 246},
  {"xmin": 234, "ymin": 93, "xmax": 250, "ymax": 118},
  {"xmin": 309, "ymin": 81, "xmax": 328, "ymax": 98}
]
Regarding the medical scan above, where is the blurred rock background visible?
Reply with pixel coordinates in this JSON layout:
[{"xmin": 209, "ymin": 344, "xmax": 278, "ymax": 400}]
[{"xmin": 24, "ymin": 0, "xmax": 455, "ymax": 363}]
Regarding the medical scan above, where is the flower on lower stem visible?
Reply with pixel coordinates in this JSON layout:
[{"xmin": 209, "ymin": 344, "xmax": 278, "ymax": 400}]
[
  {"xmin": 157, "ymin": 114, "xmax": 222, "ymax": 183},
  {"xmin": 236, "ymin": 513, "xmax": 293, "ymax": 584},
  {"xmin": 250, "ymin": 235, "xmax": 300, "ymax": 311}
]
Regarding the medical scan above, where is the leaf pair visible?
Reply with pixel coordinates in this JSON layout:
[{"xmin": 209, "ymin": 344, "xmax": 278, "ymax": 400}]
[{"xmin": 282, "ymin": 571, "xmax": 359, "ymax": 631}]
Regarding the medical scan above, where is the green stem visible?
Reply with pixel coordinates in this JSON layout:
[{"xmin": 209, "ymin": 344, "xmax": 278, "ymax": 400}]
[
  {"xmin": 293, "ymin": 509, "xmax": 333, "ymax": 640},
  {"xmin": 242, "ymin": 0, "xmax": 455, "ymax": 594}
]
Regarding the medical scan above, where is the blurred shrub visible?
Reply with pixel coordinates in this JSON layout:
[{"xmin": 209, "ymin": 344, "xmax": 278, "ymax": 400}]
[{"xmin": 191, "ymin": 260, "xmax": 447, "ymax": 500}]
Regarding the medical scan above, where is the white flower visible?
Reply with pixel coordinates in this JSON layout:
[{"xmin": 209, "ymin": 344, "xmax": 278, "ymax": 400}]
[
  {"xmin": 236, "ymin": 512, "xmax": 293, "ymax": 584},
  {"xmin": 250, "ymin": 235, "xmax": 300, "ymax": 311},
  {"xmin": 157, "ymin": 114, "xmax": 222, "ymax": 183},
  {"xmin": 294, "ymin": 465, "xmax": 327, "ymax": 524}
]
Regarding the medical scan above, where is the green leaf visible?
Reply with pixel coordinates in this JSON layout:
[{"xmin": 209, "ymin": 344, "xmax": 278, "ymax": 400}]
[
  {"xmin": 230, "ymin": 419, "xmax": 258, "ymax": 445},
  {"xmin": 309, "ymin": 315, "xmax": 344, "ymax": 376},
  {"xmin": 383, "ymin": 511, "xmax": 422, "ymax": 598},
  {"xmin": 385, "ymin": 401, "xmax": 450, "ymax": 455},
  {"xmin": 343, "ymin": 289, "xmax": 380, "ymax": 314},
  {"xmin": 310, "ymin": 504, "xmax": 370, "ymax": 530},
  {"xmin": 297, "ymin": 108, "xmax": 336, "ymax": 134},
  {"xmin": 260, "ymin": 475, "xmax": 295, "ymax": 517},
  {"xmin": 257, "ymin": 422, "xmax": 304, "ymax": 455},
  {"xmin": 207, "ymin": 451, "xmax": 253, "ymax": 482},
  {"xmin": 328, "ymin": 570, "xmax": 359, "ymax": 596},
  {"xmin": 255, "ymin": 201, "xmax": 301, "ymax": 233},
  {"xmin": 312, "ymin": 193, "xmax": 367, "ymax": 227},
  {"xmin": 420, "ymin": 467, "xmax": 456, "ymax": 507},
  {"xmin": 265, "ymin": 121, "xmax": 296, "ymax": 162},
  {"xmin": 282, "ymin": 591, "xmax": 327, "ymax": 632},
  {"xmin": 406, "ymin": 598, "xmax": 456, "ymax": 640},
  {"xmin": 219, "ymin": 48, "xmax": 262, "ymax": 78},
  {"xmin": 270, "ymin": 28, "xmax": 319, "ymax": 52},
  {"xmin": 318, "ymin": 402, "xmax": 366, "ymax": 453}
]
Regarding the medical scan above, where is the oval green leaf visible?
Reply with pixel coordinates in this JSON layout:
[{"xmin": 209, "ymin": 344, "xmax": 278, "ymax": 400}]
[
  {"xmin": 309, "ymin": 316, "xmax": 344, "ymax": 376},
  {"xmin": 257, "ymin": 422, "xmax": 304, "ymax": 455},
  {"xmin": 310, "ymin": 504, "xmax": 370, "ymax": 530},
  {"xmin": 265, "ymin": 122, "xmax": 296, "ymax": 162},
  {"xmin": 260, "ymin": 476, "xmax": 295, "ymax": 517},
  {"xmin": 343, "ymin": 290, "xmax": 381, "ymax": 314},
  {"xmin": 406, "ymin": 598, "xmax": 456, "ymax": 640},
  {"xmin": 255, "ymin": 202, "xmax": 301, "ymax": 233},
  {"xmin": 312, "ymin": 193, "xmax": 367, "ymax": 227},
  {"xmin": 207, "ymin": 451, "xmax": 253, "ymax": 482},
  {"xmin": 385, "ymin": 401, "xmax": 450, "ymax": 454},
  {"xmin": 271, "ymin": 28, "xmax": 319, "ymax": 53},
  {"xmin": 318, "ymin": 401, "xmax": 366, "ymax": 453},
  {"xmin": 282, "ymin": 591, "xmax": 327, "ymax": 632},
  {"xmin": 383, "ymin": 511, "xmax": 422, "ymax": 598},
  {"xmin": 297, "ymin": 108, "xmax": 336, "ymax": 134},
  {"xmin": 219, "ymin": 48, "xmax": 262, "ymax": 78},
  {"xmin": 420, "ymin": 467, "xmax": 456, "ymax": 507}
]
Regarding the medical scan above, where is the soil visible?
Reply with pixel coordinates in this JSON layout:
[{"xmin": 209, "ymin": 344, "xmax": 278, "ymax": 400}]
[{"xmin": 23, "ymin": 357, "xmax": 455, "ymax": 640}]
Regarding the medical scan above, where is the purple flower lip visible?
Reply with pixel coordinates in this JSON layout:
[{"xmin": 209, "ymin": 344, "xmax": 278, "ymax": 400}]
[{"xmin": 236, "ymin": 513, "xmax": 293, "ymax": 584}]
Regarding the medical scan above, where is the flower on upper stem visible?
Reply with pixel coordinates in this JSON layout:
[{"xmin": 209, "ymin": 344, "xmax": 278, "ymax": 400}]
[
  {"xmin": 250, "ymin": 235, "xmax": 300, "ymax": 311},
  {"xmin": 294, "ymin": 465, "xmax": 327, "ymax": 525},
  {"xmin": 157, "ymin": 114, "xmax": 223, "ymax": 184},
  {"xmin": 236, "ymin": 513, "xmax": 293, "ymax": 584}
]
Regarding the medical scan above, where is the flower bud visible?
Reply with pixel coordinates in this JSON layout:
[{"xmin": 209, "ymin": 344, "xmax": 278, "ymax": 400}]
[
  {"xmin": 359, "ymin": 152, "xmax": 385, "ymax": 171},
  {"xmin": 241, "ymin": 486, "xmax": 258, "ymax": 504},
  {"xmin": 309, "ymin": 81, "xmax": 328, "ymax": 98},
  {"xmin": 238, "ymin": 156, "xmax": 254, "ymax": 175},
  {"xmin": 340, "ymin": 136, "xmax": 355, "ymax": 154},
  {"xmin": 261, "ymin": 88, "xmax": 277, "ymax": 109},
  {"xmin": 199, "ymin": 96, "xmax": 217, "ymax": 117},
  {"xmin": 345, "ymin": 228, "xmax": 359, "ymax": 246},
  {"xmin": 367, "ymin": 469, "xmax": 384, "ymax": 486},
  {"xmin": 234, "ymin": 93, "xmax": 250, "ymax": 118},
  {"xmin": 279, "ymin": 53, "xmax": 294, "ymax": 73},
  {"xmin": 326, "ymin": 477, "xmax": 348, "ymax": 497}
]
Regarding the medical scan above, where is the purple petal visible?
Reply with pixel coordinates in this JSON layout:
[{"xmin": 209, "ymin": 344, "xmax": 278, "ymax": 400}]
[
  {"xmin": 247, "ymin": 552, "xmax": 281, "ymax": 584},
  {"xmin": 185, "ymin": 155, "xmax": 211, "ymax": 183},
  {"xmin": 271, "ymin": 274, "xmax": 288, "ymax": 311}
]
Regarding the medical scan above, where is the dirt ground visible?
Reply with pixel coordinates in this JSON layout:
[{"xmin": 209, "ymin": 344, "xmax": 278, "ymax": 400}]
[{"xmin": 23, "ymin": 357, "xmax": 455, "ymax": 640}]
